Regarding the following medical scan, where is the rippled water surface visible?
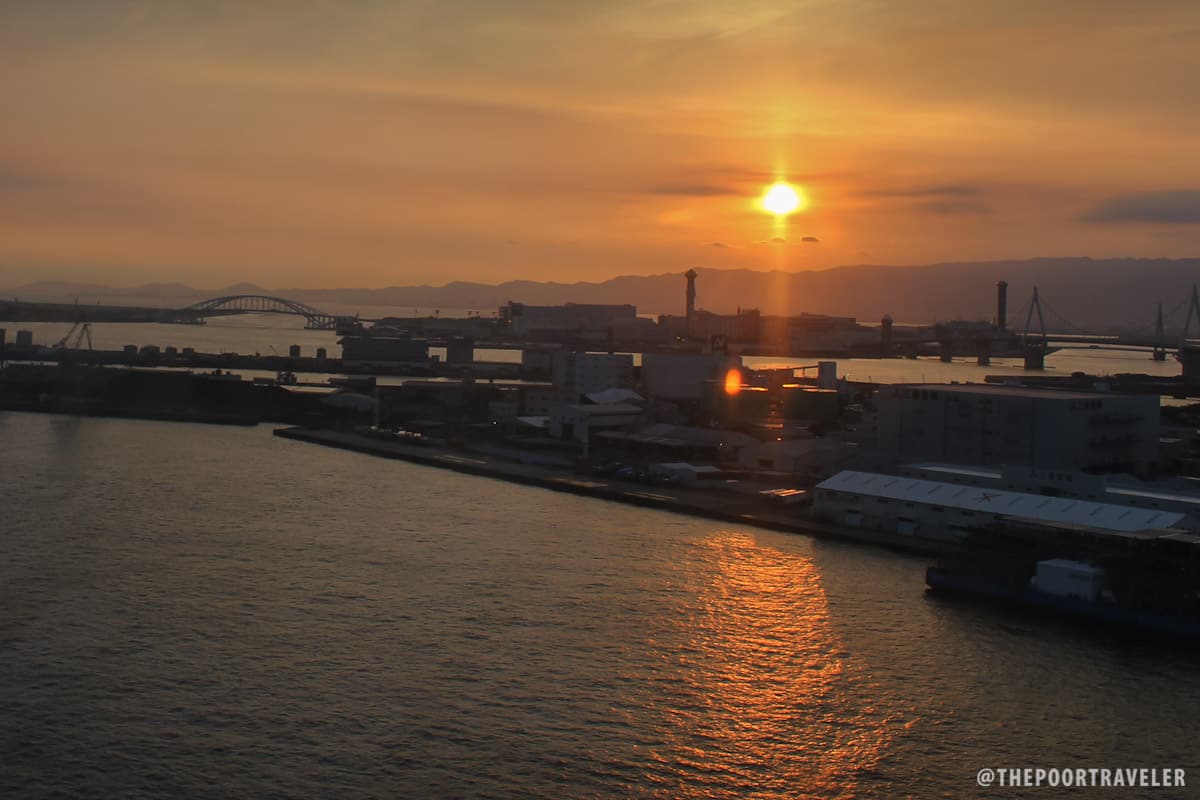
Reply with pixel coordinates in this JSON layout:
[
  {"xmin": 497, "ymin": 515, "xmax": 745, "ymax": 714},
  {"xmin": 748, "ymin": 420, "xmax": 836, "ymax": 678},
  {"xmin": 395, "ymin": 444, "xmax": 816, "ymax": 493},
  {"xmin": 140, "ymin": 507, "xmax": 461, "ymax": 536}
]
[{"xmin": 2, "ymin": 413, "xmax": 1198, "ymax": 798}]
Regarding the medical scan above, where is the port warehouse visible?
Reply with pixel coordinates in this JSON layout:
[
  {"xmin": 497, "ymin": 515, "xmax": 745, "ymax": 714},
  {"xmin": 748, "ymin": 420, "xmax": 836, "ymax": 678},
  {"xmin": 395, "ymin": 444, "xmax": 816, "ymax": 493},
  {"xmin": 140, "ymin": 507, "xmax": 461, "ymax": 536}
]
[
  {"xmin": 813, "ymin": 470, "xmax": 1191, "ymax": 542},
  {"xmin": 898, "ymin": 463, "xmax": 1200, "ymax": 518}
]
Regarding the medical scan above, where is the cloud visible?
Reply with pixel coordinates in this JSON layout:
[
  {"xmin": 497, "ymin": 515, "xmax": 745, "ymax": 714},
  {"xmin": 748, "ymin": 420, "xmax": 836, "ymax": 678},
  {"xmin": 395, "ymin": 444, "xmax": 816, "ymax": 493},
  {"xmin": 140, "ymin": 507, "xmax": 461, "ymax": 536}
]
[
  {"xmin": 1084, "ymin": 190, "xmax": 1200, "ymax": 224},
  {"xmin": 802, "ymin": 236, "xmax": 820, "ymax": 243},
  {"xmin": 859, "ymin": 184, "xmax": 981, "ymax": 199},
  {"xmin": 709, "ymin": 241, "xmax": 726, "ymax": 247},
  {"xmin": 0, "ymin": 165, "xmax": 68, "ymax": 192},
  {"xmin": 643, "ymin": 183, "xmax": 740, "ymax": 197},
  {"xmin": 771, "ymin": 236, "xmax": 786, "ymax": 243},
  {"xmin": 917, "ymin": 200, "xmax": 991, "ymax": 215},
  {"xmin": 857, "ymin": 184, "xmax": 990, "ymax": 215}
]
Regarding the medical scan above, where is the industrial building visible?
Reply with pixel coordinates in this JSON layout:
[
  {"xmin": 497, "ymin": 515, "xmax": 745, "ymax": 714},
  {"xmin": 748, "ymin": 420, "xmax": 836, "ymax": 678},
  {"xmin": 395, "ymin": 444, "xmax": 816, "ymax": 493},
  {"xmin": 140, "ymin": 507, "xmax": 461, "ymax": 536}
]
[
  {"xmin": 549, "ymin": 402, "xmax": 643, "ymax": 443},
  {"xmin": 813, "ymin": 470, "xmax": 1188, "ymax": 542},
  {"xmin": 339, "ymin": 331, "xmax": 430, "ymax": 365},
  {"xmin": 551, "ymin": 351, "xmax": 634, "ymax": 402},
  {"xmin": 737, "ymin": 437, "xmax": 857, "ymax": 479},
  {"xmin": 642, "ymin": 352, "xmax": 742, "ymax": 401},
  {"xmin": 657, "ymin": 309, "xmax": 870, "ymax": 351},
  {"xmin": 592, "ymin": 423, "xmax": 757, "ymax": 463},
  {"xmin": 873, "ymin": 383, "xmax": 1160, "ymax": 475},
  {"xmin": 899, "ymin": 462, "xmax": 1200, "ymax": 525},
  {"xmin": 520, "ymin": 347, "xmax": 557, "ymax": 377},
  {"xmin": 499, "ymin": 302, "xmax": 637, "ymax": 338}
]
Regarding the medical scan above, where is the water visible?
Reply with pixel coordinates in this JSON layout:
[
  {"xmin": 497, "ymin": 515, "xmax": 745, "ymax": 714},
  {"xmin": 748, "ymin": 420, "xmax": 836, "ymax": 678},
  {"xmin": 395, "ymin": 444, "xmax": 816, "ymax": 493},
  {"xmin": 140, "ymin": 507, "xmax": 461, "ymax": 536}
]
[{"xmin": 2, "ymin": 414, "xmax": 1198, "ymax": 798}]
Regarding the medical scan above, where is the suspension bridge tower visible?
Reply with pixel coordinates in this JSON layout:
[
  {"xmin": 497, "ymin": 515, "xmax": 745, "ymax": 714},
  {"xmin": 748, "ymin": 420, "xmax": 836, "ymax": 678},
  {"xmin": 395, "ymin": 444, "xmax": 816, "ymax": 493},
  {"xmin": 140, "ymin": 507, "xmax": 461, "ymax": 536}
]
[
  {"xmin": 1152, "ymin": 303, "xmax": 1167, "ymax": 362},
  {"xmin": 1022, "ymin": 286, "xmax": 1047, "ymax": 370},
  {"xmin": 1179, "ymin": 285, "xmax": 1200, "ymax": 384}
]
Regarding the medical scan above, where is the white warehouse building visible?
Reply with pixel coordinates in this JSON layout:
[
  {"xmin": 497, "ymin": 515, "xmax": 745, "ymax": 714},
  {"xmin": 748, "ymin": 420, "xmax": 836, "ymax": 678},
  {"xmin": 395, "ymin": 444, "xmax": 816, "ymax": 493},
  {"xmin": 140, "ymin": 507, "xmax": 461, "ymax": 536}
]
[{"xmin": 813, "ymin": 470, "xmax": 1188, "ymax": 542}]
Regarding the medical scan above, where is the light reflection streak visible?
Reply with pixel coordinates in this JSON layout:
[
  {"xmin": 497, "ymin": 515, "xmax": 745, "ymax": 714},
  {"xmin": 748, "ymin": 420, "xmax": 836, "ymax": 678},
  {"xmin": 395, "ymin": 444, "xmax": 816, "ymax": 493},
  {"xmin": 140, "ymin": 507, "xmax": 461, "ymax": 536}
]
[{"xmin": 639, "ymin": 531, "xmax": 897, "ymax": 799}]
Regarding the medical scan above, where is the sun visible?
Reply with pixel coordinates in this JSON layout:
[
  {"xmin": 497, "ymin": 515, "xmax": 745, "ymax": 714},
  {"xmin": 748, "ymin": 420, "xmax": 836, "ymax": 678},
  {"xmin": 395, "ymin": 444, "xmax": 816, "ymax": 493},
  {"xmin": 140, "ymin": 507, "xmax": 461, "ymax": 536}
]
[{"xmin": 760, "ymin": 181, "xmax": 805, "ymax": 216}]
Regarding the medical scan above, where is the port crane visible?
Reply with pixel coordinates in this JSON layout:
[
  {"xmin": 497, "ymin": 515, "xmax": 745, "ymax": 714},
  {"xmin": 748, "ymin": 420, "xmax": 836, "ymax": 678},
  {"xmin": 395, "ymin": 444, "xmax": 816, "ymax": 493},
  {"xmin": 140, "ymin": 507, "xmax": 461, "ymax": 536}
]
[{"xmin": 54, "ymin": 321, "xmax": 94, "ymax": 351}]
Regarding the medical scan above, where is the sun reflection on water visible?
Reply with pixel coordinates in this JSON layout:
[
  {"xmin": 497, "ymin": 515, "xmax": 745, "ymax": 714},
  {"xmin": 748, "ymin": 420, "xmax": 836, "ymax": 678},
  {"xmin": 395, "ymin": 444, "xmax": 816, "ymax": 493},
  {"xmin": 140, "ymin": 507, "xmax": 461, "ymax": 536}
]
[{"xmin": 636, "ymin": 531, "xmax": 898, "ymax": 799}]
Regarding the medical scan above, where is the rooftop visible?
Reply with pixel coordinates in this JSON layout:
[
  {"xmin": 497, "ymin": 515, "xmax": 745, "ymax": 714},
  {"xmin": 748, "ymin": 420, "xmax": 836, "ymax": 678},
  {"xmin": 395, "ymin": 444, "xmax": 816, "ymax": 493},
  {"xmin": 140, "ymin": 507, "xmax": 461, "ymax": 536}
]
[
  {"xmin": 816, "ymin": 470, "xmax": 1186, "ymax": 532},
  {"xmin": 584, "ymin": 388, "xmax": 644, "ymax": 405},
  {"xmin": 1106, "ymin": 486, "xmax": 1200, "ymax": 507},
  {"xmin": 898, "ymin": 383, "xmax": 1125, "ymax": 401},
  {"xmin": 909, "ymin": 463, "xmax": 1003, "ymax": 480},
  {"xmin": 567, "ymin": 403, "xmax": 643, "ymax": 416}
]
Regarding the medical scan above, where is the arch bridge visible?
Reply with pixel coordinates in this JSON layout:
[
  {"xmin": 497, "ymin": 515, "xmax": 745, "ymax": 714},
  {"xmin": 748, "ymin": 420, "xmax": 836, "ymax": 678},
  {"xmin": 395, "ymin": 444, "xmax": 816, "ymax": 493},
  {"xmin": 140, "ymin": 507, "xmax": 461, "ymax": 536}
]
[{"xmin": 183, "ymin": 295, "xmax": 352, "ymax": 330}]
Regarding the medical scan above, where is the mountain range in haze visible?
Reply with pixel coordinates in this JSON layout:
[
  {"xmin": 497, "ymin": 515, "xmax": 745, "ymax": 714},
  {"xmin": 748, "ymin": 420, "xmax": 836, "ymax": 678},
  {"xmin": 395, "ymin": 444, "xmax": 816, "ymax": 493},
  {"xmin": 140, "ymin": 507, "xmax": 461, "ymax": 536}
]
[{"xmin": 3, "ymin": 258, "xmax": 1198, "ymax": 334}]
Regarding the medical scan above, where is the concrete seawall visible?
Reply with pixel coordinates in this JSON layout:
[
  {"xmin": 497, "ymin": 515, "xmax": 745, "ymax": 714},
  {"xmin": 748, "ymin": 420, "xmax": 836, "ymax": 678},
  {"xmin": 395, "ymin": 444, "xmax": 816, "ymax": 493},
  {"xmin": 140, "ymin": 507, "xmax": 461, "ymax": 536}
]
[{"xmin": 272, "ymin": 426, "xmax": 947, "ymax": 557}]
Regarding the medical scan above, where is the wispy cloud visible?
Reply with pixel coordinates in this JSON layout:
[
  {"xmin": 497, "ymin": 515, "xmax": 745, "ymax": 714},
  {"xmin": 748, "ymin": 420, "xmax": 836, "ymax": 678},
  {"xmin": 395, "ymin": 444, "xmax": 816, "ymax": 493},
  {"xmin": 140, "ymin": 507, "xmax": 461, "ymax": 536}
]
[
  {"xmin": 1084, "ymin": 190, "xmax": 1200, "ymax": 224},
  {"xmin": 643, "ymin": 183, "xmax": 741, "ymax": 197},
  {"xmin": 0, "ymin": 165, "xmax": 72, "ymax": 192},
  {"xmin": 917, "ymin": 200, "xmax": 991, "ymax": 216},
  {"xmin": 859, "ymin": 184, "xmax": 981, "ymax": 199}
]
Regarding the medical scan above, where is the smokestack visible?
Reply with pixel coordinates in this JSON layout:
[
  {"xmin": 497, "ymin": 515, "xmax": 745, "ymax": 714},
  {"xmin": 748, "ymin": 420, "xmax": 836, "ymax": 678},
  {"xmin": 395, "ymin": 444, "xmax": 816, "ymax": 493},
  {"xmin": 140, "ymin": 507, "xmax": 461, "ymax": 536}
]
[
  {"xmin": 995, "ymin": 280, "xmax": 1008, "ymax": 332},
  {"xmin": 685, "ymin": 269, "xmax": 698, "ymax": 334}
]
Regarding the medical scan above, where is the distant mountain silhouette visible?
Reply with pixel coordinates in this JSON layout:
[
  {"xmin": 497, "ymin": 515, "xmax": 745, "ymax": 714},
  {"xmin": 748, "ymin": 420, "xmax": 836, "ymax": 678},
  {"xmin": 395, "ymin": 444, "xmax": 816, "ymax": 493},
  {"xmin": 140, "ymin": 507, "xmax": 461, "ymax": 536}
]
[
  {"xmin": 4, "ymin": 258, "xmax": 1198, "ymax": 333},
  {"xmin": 213, "ymin": 282, "xmax": 270, "ymax": 296}
]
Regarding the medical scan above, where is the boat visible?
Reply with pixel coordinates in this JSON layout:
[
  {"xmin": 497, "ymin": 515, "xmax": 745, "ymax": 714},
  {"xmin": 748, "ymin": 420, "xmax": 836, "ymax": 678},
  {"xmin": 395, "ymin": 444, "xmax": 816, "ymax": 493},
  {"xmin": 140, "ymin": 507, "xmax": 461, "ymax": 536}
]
[{"xmin": 925, "ymin": 522, "xmax": 1200, "ymax": 638}]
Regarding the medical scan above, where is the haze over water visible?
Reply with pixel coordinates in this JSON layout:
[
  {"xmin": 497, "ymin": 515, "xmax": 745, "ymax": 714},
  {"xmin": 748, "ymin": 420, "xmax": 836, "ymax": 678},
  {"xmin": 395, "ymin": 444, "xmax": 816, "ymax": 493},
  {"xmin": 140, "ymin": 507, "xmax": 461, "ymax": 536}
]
[{"xmin": 2, "ymin": 414, "xmax": 1198, "ymax": 798}]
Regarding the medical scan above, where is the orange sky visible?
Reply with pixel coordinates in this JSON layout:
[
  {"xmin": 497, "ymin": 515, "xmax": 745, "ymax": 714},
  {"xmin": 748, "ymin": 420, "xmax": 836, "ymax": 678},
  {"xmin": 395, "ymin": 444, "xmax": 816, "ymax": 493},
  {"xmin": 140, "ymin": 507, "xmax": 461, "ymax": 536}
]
[{"xmin": 2, "ymin": 1, "xmax": 1199, "ymax": 288}]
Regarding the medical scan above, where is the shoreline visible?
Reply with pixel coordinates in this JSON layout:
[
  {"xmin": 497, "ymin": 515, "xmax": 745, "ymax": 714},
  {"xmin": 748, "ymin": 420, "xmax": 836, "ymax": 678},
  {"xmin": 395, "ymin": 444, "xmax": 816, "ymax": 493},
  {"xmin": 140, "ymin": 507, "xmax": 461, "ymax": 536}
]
[{"xmin": 272, "ymin": 426, "xmax": 950, "ymax": 557}]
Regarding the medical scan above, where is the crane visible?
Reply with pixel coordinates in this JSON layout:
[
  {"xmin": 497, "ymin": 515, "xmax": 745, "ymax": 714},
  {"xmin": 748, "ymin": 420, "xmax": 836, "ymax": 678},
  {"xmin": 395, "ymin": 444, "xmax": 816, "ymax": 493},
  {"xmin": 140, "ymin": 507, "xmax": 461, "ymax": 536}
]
[{"xmin": 55, "ymin": 321, "xmax": 93, "ymax": 351}]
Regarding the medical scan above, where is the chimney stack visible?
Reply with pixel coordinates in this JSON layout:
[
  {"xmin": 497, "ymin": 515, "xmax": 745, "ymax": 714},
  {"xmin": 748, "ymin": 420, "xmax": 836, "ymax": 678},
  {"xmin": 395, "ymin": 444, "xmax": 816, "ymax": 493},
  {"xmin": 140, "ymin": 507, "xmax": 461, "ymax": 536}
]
[
  {"xmin": 995, "ymin": 280, "xmax": 1008, "ymax": 332},
  {"xmin": 684, "ymin": 269, "xmax": 698, "ymax": 335}
]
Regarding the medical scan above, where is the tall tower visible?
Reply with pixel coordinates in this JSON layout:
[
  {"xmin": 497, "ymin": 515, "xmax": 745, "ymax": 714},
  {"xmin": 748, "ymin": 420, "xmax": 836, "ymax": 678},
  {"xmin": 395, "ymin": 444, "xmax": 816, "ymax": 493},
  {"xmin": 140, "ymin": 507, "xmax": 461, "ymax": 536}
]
[
  {"xmin": 684, "ymin": 269, "xmax": 698, "ymax": 335},
  {"xmin": 995, "ymin": 280, "xmax": 1008, "ymax": 332}
]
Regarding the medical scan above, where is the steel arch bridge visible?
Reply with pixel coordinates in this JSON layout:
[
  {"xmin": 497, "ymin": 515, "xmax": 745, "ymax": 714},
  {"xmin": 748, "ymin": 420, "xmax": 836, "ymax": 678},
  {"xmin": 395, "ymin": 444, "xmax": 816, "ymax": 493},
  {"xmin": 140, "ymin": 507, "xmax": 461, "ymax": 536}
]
[{"xmin": 184, "ymin": 295, "xmax": 345, "ymax": 330}]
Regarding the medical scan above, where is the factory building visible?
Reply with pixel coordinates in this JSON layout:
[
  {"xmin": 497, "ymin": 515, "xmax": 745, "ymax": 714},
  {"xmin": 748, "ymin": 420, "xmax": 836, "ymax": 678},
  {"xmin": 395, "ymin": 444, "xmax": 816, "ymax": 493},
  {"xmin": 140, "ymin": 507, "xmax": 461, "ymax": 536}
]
[
  {"xmin": 874, "ymin": 383, "xmax": 1160, "ymax": 475},
  {"xmin": 551, "ymin": 351, "xmax": 634, "ymax": 402},
  {"xmin": 499, "ymin": 302, "xmax": 637, "ymax": 338},
  {"xmin": 642, "ymin": 352, "xmax": 742, "ymax": 401},
  {"xmin": 813, "ymin": 470, "xmax": 1187, "ymax": 542},
  {"xmin": 736, "ymin": 437, "xmax": 857, "ymax": 479},
  {"xmin": 520, "ymin": 347, "xmax": 558, "ymax": 378},
  {"xmin": 549, "ymin": 403, "xmax": 643, "ymax": 443},
  {"xmin": 340, "ymin": 331, "xmax": 430, "ymax": 365},
  {"xmin": 658, "ymin": 308, "xmax": 762, "ymax": 342},
  {"xmin": 656, "ymin": 309, "xmax": 867, "ymax": 351}
]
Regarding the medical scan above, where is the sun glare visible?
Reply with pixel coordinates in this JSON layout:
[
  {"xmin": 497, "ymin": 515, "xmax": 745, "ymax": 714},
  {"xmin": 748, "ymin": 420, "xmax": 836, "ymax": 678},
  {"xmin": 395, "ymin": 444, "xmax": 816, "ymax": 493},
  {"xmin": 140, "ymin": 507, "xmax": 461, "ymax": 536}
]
[
  {"xmin": 723, "ymin": 368, "xmax": 742, "ymax": 395},
  {"xmin": 761, "ymin": 181, "xmax": 805, "ymax": 216}
]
